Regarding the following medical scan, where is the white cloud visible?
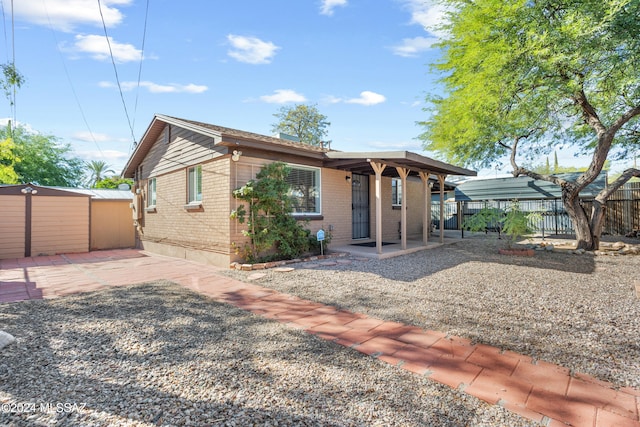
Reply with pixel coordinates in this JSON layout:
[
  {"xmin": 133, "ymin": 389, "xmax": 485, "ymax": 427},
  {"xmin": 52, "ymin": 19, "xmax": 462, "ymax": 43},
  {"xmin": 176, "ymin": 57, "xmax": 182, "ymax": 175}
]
[
  {"xmin": 392, "ymin": 36, "xmax": 438, "ymax": 57},
  {"xmin": 400, "ymin": 0, "xmax": 450, "ymax": 39},
  {"xmin": 259, "ymin": 89, "xmax": 307, "ymax": 104},
  {"xmin": 227, "ymin": 35, "xmax": 279, "ymax": 64},
  {"xmin": 99, "ymin": 81, "xmax": 208, "ymax": 94},
  {"xmin": 72, "ymin": 131, "xmax": 116, "ymax": 142},
  {"xmin": 345, "ymin": 91, "xmax": 386, "ymax": 106},
  {"xmin": 320, "ymin": 0, "xmax": 347, "ymax": 16},
  {"xmin": 367, "ymin": 140, "xmax": 422, "ymax": 151},
  {"xmin": 75, "ymin": 149, "xmax": 129, "ymax": 164},
  {"xmin": 321, "ymin": 95, "xmax": 343, "ymax": 104},
  {"xmin": 7, "ymin": 0, "xmax": 130, "ymax": 32},
  {"xmin": 74, "ymin": 34, "xmax": 142, "ymax": 62}
]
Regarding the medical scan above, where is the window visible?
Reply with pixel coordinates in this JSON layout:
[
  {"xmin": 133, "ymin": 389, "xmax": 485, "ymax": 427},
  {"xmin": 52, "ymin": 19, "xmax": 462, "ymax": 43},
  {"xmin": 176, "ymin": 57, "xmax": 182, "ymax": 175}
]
[
  {"xmin": 392, "ymin": 178, "xmax": 402, "ymax": 206},
  {"xmin": 187, "ymin": 165, "xmax": 202, "ymax": 203},
  {"xmin": 286, "ymin": 165, "xmax": 320, "ymax": 214},
  {"xmin": 147, "ymin": 178, "xmax": 157, "ymax": 207}
]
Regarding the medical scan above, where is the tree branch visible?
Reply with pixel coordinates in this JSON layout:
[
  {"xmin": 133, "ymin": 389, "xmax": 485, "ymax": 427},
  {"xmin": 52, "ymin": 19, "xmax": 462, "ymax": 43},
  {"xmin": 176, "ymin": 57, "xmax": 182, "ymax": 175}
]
[
  {"xmin": 574, "ymin": 89, "xmax": 607, "ymax": 136},
  {"xmin": 594, "ymin": 168, "xmax": 640, "ymax": 203}
]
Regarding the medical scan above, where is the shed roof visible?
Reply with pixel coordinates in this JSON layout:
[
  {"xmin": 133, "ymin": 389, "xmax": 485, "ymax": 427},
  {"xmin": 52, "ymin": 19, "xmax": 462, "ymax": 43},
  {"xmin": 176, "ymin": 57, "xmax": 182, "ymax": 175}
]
[
  {"xmin": 455, "ymin": 173, "xmax": 607, "ymax": 201},
  {"xmin": 0, "ymin": 184, "xmax": 90, "ymax": 197},
  {"xmin": 0, "ymin": 184, "xmax": 132, "ymax": 199}
]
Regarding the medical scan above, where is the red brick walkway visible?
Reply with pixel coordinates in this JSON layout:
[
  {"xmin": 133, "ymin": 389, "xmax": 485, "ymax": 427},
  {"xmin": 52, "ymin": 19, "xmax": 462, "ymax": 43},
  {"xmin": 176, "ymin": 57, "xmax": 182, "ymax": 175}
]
[{"xmin": 1, "ymin": 250, "xmax": 639, "ymax": 427}]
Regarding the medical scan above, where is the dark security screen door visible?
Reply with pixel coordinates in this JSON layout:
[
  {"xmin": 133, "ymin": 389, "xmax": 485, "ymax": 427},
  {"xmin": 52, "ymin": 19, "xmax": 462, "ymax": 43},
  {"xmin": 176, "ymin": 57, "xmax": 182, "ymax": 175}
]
[{"xmin": 351, "ymin": 174, "xmax": 370, "ymax": 239}]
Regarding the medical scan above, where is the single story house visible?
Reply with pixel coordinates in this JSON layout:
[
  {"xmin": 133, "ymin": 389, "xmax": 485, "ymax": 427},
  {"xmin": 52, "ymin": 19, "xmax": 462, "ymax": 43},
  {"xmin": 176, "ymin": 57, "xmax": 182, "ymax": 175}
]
[{"xmin": 122, "ymin": 114, "xmax": 476, "ymax": 267}]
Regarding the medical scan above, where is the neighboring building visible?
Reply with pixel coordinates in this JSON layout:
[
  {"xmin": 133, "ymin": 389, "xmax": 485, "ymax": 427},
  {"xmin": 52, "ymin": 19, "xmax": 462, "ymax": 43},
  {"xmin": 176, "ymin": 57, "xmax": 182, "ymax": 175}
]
[
  {"xmin": 455, "ymin": 173, "xmax": 607, "ymax": 201},
  {"xmin": 122, "ymin": 114, "xmax": 476, "ymax": 267}
]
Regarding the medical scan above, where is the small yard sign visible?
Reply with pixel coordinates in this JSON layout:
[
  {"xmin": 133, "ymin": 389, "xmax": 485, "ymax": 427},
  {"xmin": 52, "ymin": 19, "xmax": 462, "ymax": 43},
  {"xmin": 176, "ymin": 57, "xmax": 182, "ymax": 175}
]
[{"xmin": 316, "ymin": 229, "xmax": 325, "ymax": 256}]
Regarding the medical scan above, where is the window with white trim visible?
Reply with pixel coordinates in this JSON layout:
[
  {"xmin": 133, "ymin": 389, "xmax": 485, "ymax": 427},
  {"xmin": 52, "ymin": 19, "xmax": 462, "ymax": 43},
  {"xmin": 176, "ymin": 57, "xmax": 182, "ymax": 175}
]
[
  {"xmin": 147, "ymin": 177, "xmax": 156, "ymax": 207},
  {"xmin": 392, "ymin": 178, "xmax": 402, "ymax": 206},
  {"xmin": 187, "ymin": 165, "xmax": 202, "ymax": 203},
  {"xmin": 286, "ymin": 165, "xmax": 320, "ymax": 214}
]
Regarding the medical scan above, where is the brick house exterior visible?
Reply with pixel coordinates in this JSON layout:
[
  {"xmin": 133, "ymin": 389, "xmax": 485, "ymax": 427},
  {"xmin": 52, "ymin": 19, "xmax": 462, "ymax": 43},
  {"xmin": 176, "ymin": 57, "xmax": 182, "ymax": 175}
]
[{"xmin": 122, "ymin": 115, "xmax": 475, "ymax": 267}]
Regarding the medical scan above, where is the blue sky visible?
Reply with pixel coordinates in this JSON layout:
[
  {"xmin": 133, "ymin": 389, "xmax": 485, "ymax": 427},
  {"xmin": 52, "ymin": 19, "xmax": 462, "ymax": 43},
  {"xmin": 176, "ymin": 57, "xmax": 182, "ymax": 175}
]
[{"xmin": 1, "ymin": 0, "xmax": 606, "ymax": 177}]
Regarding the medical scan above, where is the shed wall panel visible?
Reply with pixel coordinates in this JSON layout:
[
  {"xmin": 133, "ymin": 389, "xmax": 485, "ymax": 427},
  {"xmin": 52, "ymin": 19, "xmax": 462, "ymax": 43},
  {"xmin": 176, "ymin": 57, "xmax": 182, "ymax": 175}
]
[
  {"xmin": 31, "ymin": 196, "xmax": 89, "ymax": 256},
  {"xmin": 0, "ymin": 195, "xmax": 26, "ymax": 258},
  {"xmin": 90, "ymin": 200, "xmax": 135, "ymax": 250}
]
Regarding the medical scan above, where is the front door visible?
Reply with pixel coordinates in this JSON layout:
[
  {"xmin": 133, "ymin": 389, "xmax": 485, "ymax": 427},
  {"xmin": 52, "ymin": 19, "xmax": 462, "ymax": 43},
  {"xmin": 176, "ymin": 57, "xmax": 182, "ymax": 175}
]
[{"xmin": 351, "ymin": 174, "xmax": 370, "ymax": 239}]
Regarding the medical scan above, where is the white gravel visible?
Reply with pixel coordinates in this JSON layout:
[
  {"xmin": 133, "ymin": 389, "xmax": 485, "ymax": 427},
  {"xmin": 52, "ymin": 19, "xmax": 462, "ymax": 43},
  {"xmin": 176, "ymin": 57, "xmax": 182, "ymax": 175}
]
[
  {"xmin": 1, "ymin": 235, "xmax": 638, "ymax": 426},
  {"xmin": 224, "ymin": 235, "xmax": 640, "ymax": 390},
  {"xmin": 0, "ymin": 282, "xmax": 535, "ymax": 426}
]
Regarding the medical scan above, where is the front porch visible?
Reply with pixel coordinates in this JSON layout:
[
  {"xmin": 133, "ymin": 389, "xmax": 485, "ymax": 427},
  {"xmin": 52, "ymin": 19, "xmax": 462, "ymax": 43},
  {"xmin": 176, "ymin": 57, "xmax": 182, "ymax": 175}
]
[{"xmin": 332, "ymin": 230, "xmax": 463, "ymax": 260}]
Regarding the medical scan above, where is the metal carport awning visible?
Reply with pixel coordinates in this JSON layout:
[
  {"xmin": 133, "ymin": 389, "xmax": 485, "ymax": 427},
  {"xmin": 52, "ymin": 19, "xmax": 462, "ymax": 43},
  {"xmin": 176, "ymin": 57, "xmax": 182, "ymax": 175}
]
[{"xmin": 324, "ymin": 151, "xmax": 476, "ymax": 254}]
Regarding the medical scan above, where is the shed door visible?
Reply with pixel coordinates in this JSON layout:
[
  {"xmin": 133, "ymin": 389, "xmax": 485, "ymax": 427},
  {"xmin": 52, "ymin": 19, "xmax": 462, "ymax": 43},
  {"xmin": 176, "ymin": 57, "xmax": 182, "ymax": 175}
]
[{"xmin": 351, "ymin": 174, "xmax": 370, "ymax": 239}]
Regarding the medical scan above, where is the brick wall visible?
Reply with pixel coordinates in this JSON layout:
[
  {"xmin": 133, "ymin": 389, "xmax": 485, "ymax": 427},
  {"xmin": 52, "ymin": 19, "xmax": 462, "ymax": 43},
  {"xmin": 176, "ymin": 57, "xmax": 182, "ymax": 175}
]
[{"xmin": 139, "ymin": 157, "xmax": 232, "ymax": 263}]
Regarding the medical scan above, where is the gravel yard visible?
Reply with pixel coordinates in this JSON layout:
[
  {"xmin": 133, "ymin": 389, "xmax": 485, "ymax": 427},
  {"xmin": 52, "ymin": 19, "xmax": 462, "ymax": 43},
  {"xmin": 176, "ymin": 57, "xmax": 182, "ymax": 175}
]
[
  {"xmin": 1, "ymin": 235, "xmax": 638, "ymax": 426},
  {"xmin": 1, "ymin": 282, "xmax": 534, "ymax": 427},
  {"xmin": 224, "ymin": 235, "xmax": 640, "ymax": 390}
]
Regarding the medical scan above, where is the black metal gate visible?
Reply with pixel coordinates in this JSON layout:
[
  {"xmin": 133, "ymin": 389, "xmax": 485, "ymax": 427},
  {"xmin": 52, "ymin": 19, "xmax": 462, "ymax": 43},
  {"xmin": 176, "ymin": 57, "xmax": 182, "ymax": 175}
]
[{"xmin": 351, "ymin": 174, "xmax": 370, "ymax": 239}]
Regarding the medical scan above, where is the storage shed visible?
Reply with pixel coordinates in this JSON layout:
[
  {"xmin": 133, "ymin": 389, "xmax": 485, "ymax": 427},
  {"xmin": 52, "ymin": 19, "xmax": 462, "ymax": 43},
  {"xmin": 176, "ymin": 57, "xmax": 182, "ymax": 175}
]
[
  {"xmin": 0, "ymin": 184, "xmax": 90, "ymax": 258},
  {"xmin": 0, "ymin": 184, "xmax": 135, "ymax": 259}
]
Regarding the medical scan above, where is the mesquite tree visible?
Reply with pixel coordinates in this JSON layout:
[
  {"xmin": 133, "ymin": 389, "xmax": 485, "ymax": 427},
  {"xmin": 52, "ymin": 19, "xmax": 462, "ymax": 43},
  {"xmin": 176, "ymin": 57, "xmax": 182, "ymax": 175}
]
[{"xmin": 420, "ymin": 0, "xmax": 640, "ymax": 250}]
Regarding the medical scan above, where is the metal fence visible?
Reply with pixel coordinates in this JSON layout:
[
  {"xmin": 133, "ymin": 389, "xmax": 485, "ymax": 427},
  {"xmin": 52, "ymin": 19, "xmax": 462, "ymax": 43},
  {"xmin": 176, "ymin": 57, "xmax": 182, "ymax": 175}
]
[{"xmin": 432, "ymin": 182, "xmax": 640, "ymax": 236}]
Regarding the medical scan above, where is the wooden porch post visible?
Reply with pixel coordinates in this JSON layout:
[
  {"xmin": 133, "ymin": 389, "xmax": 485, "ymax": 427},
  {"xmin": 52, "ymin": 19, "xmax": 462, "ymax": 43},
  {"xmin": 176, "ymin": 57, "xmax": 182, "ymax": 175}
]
[
  {"xmin": 370, "ymin": 161, "xmax": 386, "ymax": 254},
  {"xmin": 438, "ymin": 174, "xmax": 447, "ymax": 243},
  {"xmin": 396, "ymin": 167, "xmax": 409, "ymax": 250},
  {"xmin": 419, "ymin": 171, "xmax": 431, "ymax": 245}
]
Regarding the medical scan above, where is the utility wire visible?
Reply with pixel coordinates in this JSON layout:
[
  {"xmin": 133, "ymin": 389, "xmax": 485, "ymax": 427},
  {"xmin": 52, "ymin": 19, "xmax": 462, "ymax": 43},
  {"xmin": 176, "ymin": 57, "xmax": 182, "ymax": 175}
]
[
  {"xmin": 10, "ymin": 0, "xmax": 16, "ymax": 124},
  {"xmin": 132, "ymin": 0, "xmax": 150, "ymax": 143},
  {"xmin": 97, "ymin": 0, "xmax": 136, "ymax": 147},
  {"xmin": 1, "ymin": 0, "xmax": 9, "ymax": 62},
  {"xmin": 43, "ymin": 0, "xmax": 104, "ymax": 158}
]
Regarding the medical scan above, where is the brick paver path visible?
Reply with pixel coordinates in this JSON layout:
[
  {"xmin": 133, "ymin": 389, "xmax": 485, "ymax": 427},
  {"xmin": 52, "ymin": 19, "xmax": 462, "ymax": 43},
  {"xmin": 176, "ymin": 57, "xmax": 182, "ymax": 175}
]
[{"xmin": 1, "ymin": 250, "xmax": 639, "ymax": 427}]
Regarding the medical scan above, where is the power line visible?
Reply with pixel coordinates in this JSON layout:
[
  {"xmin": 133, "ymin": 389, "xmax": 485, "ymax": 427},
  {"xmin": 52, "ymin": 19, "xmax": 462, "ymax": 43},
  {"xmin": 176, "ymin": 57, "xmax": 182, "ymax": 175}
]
[
  {"xmin": 42, "ymin": 0, "xmax": 104, "ymax": 158},
  {"xmin": 132, "ymin": 0, "xmax": 150, "ymax": 143},
  {"xmin": 96, "ymin": 0, "xmax": 136, "ymax": 146}
]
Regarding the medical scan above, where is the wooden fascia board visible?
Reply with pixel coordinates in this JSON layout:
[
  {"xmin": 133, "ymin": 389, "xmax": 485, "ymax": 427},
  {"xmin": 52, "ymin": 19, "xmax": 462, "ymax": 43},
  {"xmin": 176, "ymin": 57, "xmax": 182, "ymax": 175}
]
[{"xmin": 217, "ymin": 139, "xmax": 326, "ymax": 160}]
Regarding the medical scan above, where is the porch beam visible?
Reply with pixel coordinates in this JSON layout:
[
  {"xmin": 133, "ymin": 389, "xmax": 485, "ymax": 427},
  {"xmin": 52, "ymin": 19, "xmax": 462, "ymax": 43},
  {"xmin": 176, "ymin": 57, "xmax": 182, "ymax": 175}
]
[
  {"xmin": 396, "ymin": 167, "xmax": 409, "ymax": 250},
  {"xmin": 438, "ymin": 174, "xmax": 447, "ymax": 243},
  {"xmin": 370, "ymin": 161, "xmax": 386, "ymax": 254}
]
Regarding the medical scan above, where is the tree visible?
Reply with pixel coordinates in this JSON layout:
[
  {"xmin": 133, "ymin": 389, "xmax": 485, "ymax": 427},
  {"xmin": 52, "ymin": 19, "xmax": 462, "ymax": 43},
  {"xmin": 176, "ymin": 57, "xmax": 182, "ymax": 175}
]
[
  {"xmin": 420, "ymin": 0, "xmax": 640, "ymax": 250},
  {"xmin": 230, "ymin": 162, "xmax": 313, "ymax": 262},
  {"xmin": 95, "ymin": 176, "xmax": 133, "ymax": 189},
  {"xmin": 0, "ymin": 136, "xmax": 19, "ymax": 184},
  {"xmin": 1, "ymin": 63, "xmax": 24, "ymax": 110},
  {"xmin": 0, "ymin": 125, "xmax": 84, "ymax": 186},
  {"xmin": 85, "ymin": 160, "xmax": 115, "ymax": 187},
  {"xmin": 271, "ymin": 104, "xmax": 331, "ymax": 147}
]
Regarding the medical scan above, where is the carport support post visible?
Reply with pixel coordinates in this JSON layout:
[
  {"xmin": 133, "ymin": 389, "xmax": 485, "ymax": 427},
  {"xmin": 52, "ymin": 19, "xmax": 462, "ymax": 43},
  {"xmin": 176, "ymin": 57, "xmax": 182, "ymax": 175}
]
[
  {"xmin": 370, "ymin": 161, "xmax": 386, "ymax": 254},
  {"xmin": 438, "ymin": 174, "xmax": 447, "ymax": 243},
  {"xmin": 419, "ymin": 171, "xmax": 431, "ymax": 245},
  {"xmin": 396, "ymin": 167, "xmax": 409, "ymax": 250}
]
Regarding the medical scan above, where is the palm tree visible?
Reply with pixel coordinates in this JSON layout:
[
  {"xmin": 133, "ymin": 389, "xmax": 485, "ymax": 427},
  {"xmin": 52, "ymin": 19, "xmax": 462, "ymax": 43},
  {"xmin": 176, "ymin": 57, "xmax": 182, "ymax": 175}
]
[{"xmin": 85, "ymin": 160, "xmax": 115, "ymax": 188}]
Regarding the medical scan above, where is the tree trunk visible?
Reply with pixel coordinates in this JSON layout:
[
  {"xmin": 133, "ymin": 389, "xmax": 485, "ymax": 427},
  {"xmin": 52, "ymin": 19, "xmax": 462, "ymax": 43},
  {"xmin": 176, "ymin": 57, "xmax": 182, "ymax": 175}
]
[
  {"xmin": 589, "ymin": 199, "xmax": 606, "ymax": 250},
  {"xmin": 563, "ymin": 190, "xmax": 595, "ymax": 250}
]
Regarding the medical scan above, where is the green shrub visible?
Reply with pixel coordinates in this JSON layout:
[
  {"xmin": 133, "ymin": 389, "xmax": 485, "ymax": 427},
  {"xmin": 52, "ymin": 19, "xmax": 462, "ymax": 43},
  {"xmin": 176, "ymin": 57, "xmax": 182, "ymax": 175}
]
[
  {"xmin": 230, "ymin": 162, "xmax": 323, "ymax": 263},
  {"xmin": 463, "ymin": 200, "xmax": 541, "ymax": 247}
]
